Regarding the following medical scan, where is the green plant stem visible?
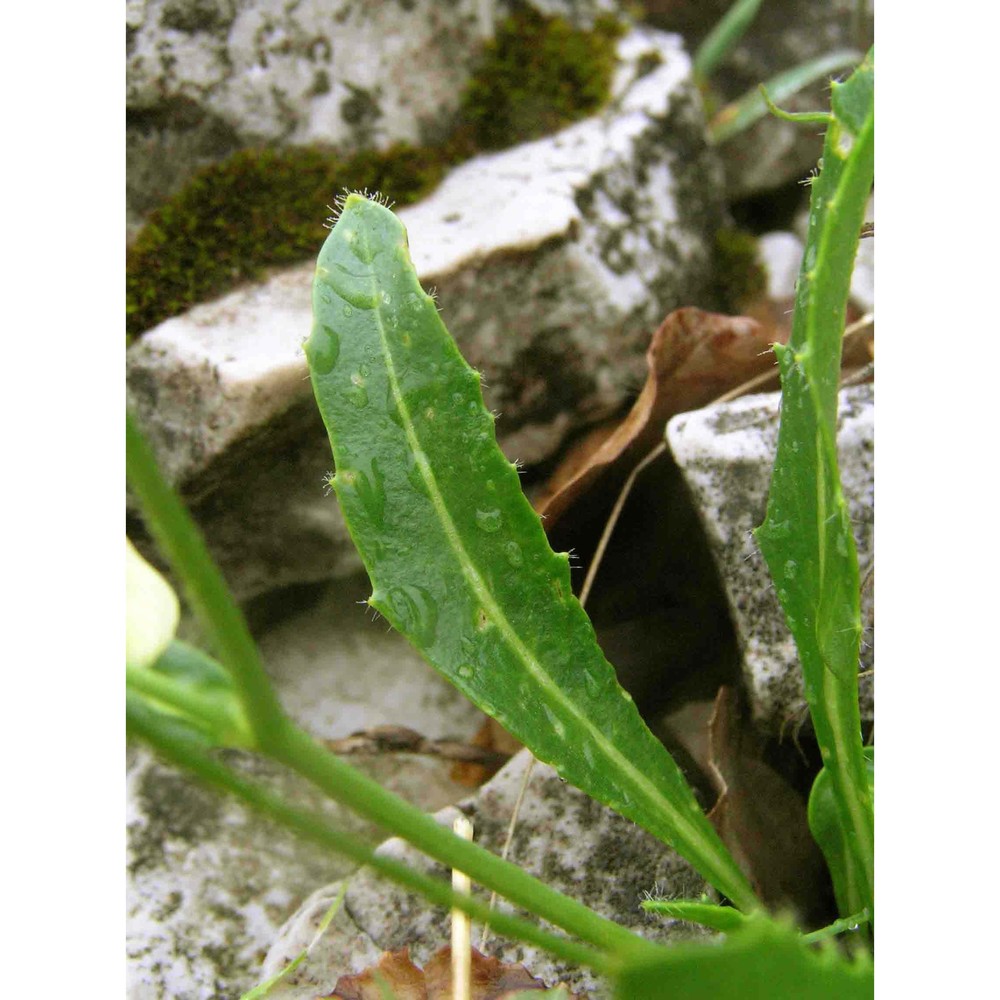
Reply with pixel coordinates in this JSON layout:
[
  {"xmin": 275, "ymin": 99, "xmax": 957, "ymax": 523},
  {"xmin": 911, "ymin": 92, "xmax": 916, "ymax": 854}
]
[
  {"xmin": 127, "ymin": 694, "xmax": 618, "ymax": 975},
  {"xmin": 126, "ymin": 412, "xmax": 286, "ymax": 737},
  {"xmin": 694, "ymin": 0, "xmax": 763, "ymax": 81},
  {"xmin": 754, "ymin": 52, "xmax": 874, "ymax": 922},
  {"xmin": 126, "ymin": 665, "xmax": 234, "ymax": 738},
  {"xmin": 801, "ymin": 909, "xmax": 870, "ymax": 945},
  {"xmin": 708, "ymin": 48, "xmax": 862, "ymax": 142},
  {"xmin": 262, "ymin": 720, "xmax": 658, "ymax": 961}
]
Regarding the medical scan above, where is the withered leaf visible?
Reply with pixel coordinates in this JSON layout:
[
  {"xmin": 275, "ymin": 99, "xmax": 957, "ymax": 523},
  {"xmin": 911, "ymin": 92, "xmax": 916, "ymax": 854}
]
[
  {"xmin": 450, "ymin": 716, "xmax": 524, "ymax": 787},
  {"xmin": 706, "ymin": 687, "xmax": 833, "ymax": 928},
  {"xmin": 323, "ymin": 946, "xmax": 580, "ymax": 999},
  {"xmin": 536, "ymin": 308, "xmax": 781, "ymax": 529}
]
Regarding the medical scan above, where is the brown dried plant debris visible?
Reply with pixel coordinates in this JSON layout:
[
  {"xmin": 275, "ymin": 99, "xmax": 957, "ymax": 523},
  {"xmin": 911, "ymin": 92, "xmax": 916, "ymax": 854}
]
[
  {"xmin": 322, "ymin": 945, "xmax": 582, "ymax": 999},
  {"xmin": 450, "ymin": 716, "xmax": 526, "ymax": 788},
  {"xmin": 705, "ymin": 687, "xmax": 833, "ymax": 929},
  {"xmin": 535, "ymin": 307, "xmax": 782, "ymax": 529},
  {"xmin": 324, "ymin": 724, "xmax": 513, "ymax": 770}
]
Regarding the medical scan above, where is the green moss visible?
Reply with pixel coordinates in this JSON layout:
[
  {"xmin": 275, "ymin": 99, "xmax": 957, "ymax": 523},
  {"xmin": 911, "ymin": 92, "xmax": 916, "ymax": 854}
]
[
  {"xmin": 460, "ymin": 10, "xmax": 625, "ymax": 149},
  {"xmin": 127, "ymin": 10, "xmax": 625, "ymax": 341},
  {"xmin": 709, "ymin": 227, "xmax": 768, "ymax": 313},
  {"xmin": 126, "ymin": 143, "xmax": 449, "ymax": 339}
]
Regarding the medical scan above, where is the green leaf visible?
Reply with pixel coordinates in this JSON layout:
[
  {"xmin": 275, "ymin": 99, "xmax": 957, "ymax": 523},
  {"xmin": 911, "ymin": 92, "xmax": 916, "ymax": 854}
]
[
  {"xmin": 615, "ymin": 915, "xmax": 873, "ymax": 999},
  {"xmin": 127, "ymin": 412, "xmax": 287, "ymax": 741},
  {"xmin": 710, "ymin": 49, "xmax": 862, "ymax": 143},
  {"xmin": 753, "ymin": 51, "xmax": 874, "ymax": 920},
  {"xmin": 127, "ymin": 640, "xmax": 256, "ymax": 748},
  {"xmin": 240, "ymin": 882, "xmax": 348, "ymax": 999},
  {"xmin": 641, "ymin": 899, "xmax": 748, "ymax": 933},
  {"xmin": 306, "ymin": 193, "xmax": 759, "ymax": 912},
  {"xmin": 127, "ymin": 690, "xmax": 622, "ymax": 974},
  {"xmin": 694, "ymin": 0, "xmax": 764, "ymax": 81},
  {"xmin": 126, "ymin": 537, "xmax": 179, "ymax": 669},
  {"xmin": 809, "ymin": 748, "xmax": 874, "ymax": 918}
]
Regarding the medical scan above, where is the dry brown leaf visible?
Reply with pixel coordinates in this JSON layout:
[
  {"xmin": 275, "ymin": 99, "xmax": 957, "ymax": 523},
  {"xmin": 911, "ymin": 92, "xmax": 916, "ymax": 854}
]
[
  {"xmin": 535, "ymin": 308, "xmax": 782, "ymax": 528},
  {"xmin": 706, "ymin": 687, "xmax": 833, "ymax": 927},
  {"xmin": 323, "ymin": 946, "xmax": 580, "ymax": 999},
  {"xmin": 325, "ymin": 725, "xmax": 513, "ymax": 771},
  {"xmin": 450, "ymin": 716, "xmax": 525, "ymax": 788}
]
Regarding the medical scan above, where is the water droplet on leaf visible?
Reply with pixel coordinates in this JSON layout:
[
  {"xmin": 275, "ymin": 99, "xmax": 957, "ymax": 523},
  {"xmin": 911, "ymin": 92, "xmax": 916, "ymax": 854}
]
[
  {"xmin": 306, "ymin": 324, "xmax": 340, "ymax": 375},
  {"xmin": 385, "ymin": 584, "xmax": 438, "ymax": 646},
  {"xmin": 504, "ymin": 541, "xmax": 523, "ymax": 567},
  {"xmin": 475, "ymin": 509, "xmax": 502, "ymax": 533}
]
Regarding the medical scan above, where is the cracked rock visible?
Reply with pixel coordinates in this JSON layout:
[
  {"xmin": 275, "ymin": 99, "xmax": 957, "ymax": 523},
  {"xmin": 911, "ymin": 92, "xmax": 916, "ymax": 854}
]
[
  {"xmin": 127, "ymin": 25, "xmax": 725, "ymax": 602},
  {"xmin": 666, "ymin": 383, "xmax": 874, "ymax": 735},
  {"xmin": 126, "ymin": 0, "xmax": 623, "ymax": 231},
  {"xmin": 257, "ymin": 750, "xmax": 712, "ymax": 999},
  {"xmin": 127, "ymin": 575, "xmax": 486, "ymax": 999}
]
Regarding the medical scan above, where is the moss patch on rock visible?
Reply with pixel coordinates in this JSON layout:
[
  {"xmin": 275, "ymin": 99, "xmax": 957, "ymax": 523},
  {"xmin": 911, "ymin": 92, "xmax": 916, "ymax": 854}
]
[
  {"xmin": 126, "ymin": 143, "xmax": 448, "ymax": 340},
  {"xmin": 126, "ymin": 9, "xmax": 625, "ymax": 341},
  {"xmin": 458, "ymin": 9, "xmax": 625, "ymax": 149}
]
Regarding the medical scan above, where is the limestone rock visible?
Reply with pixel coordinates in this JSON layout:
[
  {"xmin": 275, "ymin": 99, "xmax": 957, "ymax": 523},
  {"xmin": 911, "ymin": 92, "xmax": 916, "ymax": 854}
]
[
  {"xmin": 127, "ymin": 575, "xmax": 486, "ymax": 999},
  {"xmin": 666, "ymin": 384, "xmax": 874, "ymax": 734},
  {"xmin": 126, "ymin": 0, "xmax": 623, "ymax": 231},
  {"xmin": 127, "ymin": 25, "xmax": 725, "ymax": 602},
  {"xmin": 258, "ymin": 750, "xmax": 712, "ymax": 999}
]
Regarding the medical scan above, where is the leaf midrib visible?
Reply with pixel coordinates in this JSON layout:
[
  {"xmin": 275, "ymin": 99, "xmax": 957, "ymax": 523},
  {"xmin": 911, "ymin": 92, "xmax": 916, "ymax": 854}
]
[{"xmin": 362, "ymin": 235, "xmax": 712, "ymax": 865}]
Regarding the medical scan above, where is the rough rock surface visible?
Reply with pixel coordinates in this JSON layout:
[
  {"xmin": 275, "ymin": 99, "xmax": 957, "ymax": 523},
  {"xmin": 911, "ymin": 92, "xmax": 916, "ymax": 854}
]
[
  {"xmin": 666, "ymin": 384, "xmax": 874, "ymax": 734},
  {"xmin": 127, "ymin": 574, "xmax": 486, "ymax": 1000},
  {"xmin": 126, "ymin": 0, "xmax": 622, "ymax": 232},
  {"xmin": 127, "ymin": 25, "xmax": 726, "ymax": 602},
  {"xmin": 643, "ymin": 0, "xmax": 873, "ymax": 197},
  {"xmin": 258, "ymin": 750, "xmax": 712, "ymax": 999}
]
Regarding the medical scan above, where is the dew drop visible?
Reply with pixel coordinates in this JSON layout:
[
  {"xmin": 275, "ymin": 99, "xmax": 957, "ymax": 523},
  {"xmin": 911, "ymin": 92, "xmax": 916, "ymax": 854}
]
[
  {"xmin": 541, "ymin": 704, "xmax": 567, "ymax": 739},
  {"xmin": 325, "ymin": 263, "xmax": 378, "ymax": 310},
  {"xmin": 784, "ymin": 559, "xmax": 798, "ymax": 580},
  {"xmin": 504, "ymin": 541, "xmax": 523, "ymax": 567},
  {"xmin": 581, "ymin": 669, "xmax": 601, "ymax": 698},
  {"xmin": 385, "ymin": 584, "xmax": 438, "ymax": 646},
  {"xmin": 457, "ymin": 663, "xmax": 475, "ymax": 680},
  {"xmin": 306, "ymin": 324, "xmax": 340, "ymax": 375},
  {"xmin": 582, "ymin": 742, "xmax": 596, "ymax": 768},
  {"xmin": 380, "ymin": 290, "xmax": 392, "ymax": 306},
  {"xmin": 342, "ymin": 305, "xmax": 354, "ymax": 318},
  {"xmin": 339, "ymin": 459, "xmax": 385, "ymax": 526},
  {"xmin": 385, "ymin": 382, "xmax": 404, "ymax": 428},
  {"xmin": 347, "ymin": 385, "xmax": 369, "ymax": 408},
  {"xmin": 405, "ymin": 460, "xmax": 430, "ymax": 497},
  {"xmin": 475, "ymin": 509, "xmax": 502, "ymax": 533},
  {"xmin": 344, "ymin": 228, "xmax": 377, "ymax": 265}
]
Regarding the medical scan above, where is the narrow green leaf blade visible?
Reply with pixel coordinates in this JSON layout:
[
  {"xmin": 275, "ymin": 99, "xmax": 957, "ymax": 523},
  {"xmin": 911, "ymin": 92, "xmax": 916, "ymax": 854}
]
[
  {"xmin": 615, "ymin": 916, "xmax": 873, "ymax": 999},
  {"xmin": 306, "ymin": 193, "xmax": 758, "ymax": 912},
  {"xmin": 809, "ymin": 748, "xmax": 874, "ymax": 919},
  {"xmin": 754, "ymin": 52, "xmax": 874, "ymax": 920},
  {"xmin": 693, "ymin": 0, "xmax": 764, "ymax": 80},
  {"xmin": 127, "ymin": 640, "xmax": 256, "ymax": 749},
  {"xmin": 641, "ymin": 899, "xmax": 748, "ymax": 934},
  {"xmin": 710, "ymin": 49, "xmax": 862, "ymax": 143}
]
